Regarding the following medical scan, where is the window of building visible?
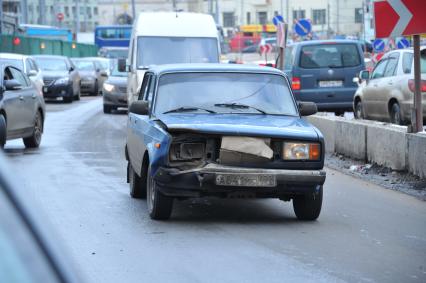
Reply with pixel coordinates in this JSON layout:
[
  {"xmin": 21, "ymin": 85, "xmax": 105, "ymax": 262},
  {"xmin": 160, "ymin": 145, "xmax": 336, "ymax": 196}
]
[
  {"xmin": 246, "ymin": 12, "xmax": 251, "ymax": 24},
  {"xmin": 312, "ymin": 9, "xmax": 326, "ymax": 25},
  {"xmin": 72, "ymin": 6, "xmax": 75, "ymax": 15},
  {"xmin": 223, "ymin": 12, "xmax": 235, "ymax": 27},
  {"xmin": 355, "ymin": 8, "xmax": 363, "ymax": 23},
  {"xmin": 257, "ymin": 11, "xmax": 267, "ymax": 25},
  {"xmin": 65, "ymin": 6, "xmax": 69, "ymax": 17},
  {"xmin": 292, "ymin": 9, "xmax": 305, "ymax": 20},
  {"xmin": 94, "ymin": 7, "xmax": 98, "ymax": 15}
]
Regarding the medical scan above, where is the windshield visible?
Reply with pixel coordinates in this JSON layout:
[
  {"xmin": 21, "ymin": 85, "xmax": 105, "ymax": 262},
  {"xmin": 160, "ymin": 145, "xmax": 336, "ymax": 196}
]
[
  {"xmin": 73, "ymin": 60, "xmax": 95, "ymax": 71},
  {"xmin": 35, "ymin": 58, "xmax": 68, "ymax": 71},
  {"xmin": 300, "ymin": 44, "xmax": 361, "ymax": 68},
  {"xmin": 0, "ymin": 59, "xmax": 24, "ymax": 71},
  {"xmin": 137, "ymin": 36, "xmax": 219, "ymax": 67},
  {"xmin": 155, "ymin": 73, "xmax": 297, "ymax": 116},
  {"xmin": 103, "ymin": 49, "xmax": 128, "ymax": 59}
]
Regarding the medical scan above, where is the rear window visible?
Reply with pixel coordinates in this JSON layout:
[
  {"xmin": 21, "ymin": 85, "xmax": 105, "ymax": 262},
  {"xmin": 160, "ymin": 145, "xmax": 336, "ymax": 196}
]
[{"xmin": 300, "ymin": 44, "xmax": 361, "ymax": 68}]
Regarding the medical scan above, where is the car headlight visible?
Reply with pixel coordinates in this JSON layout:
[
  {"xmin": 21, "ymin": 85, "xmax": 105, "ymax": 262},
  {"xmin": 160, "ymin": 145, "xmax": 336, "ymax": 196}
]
[
  {"xmin": 55, "ymin": 77, "xmax": 69, "ymax": 85},
  {"xmin": 103, "ymin": 82, "xmax": 115, "ymax": 92},
  {"xmin": 283, "ymin": 142, "xmax": 321, "ymax": 160}
]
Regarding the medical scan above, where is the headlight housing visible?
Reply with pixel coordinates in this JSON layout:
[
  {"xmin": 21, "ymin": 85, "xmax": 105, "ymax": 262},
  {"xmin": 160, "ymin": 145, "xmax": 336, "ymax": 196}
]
[
  {"xmin": 103, "ymin": 82, "xmax": 115, "ymax": 92},
  {"xmin": 283, "ymin": 142, "xmax": 321, "ymax": 160},
  {"xmin": 54, "ymin": 77, "xmax": 69, "ymax": 85}
]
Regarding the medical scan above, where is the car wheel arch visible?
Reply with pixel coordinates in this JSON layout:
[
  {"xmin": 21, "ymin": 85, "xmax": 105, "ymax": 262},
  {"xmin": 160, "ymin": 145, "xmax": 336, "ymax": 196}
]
[
  {"xmin": 388, "ymin": 98, "xmax": 399, "ymax": 114},
  {"xmin": 0, "ymin": 110, "xmax": 7, "ymax": 124}
]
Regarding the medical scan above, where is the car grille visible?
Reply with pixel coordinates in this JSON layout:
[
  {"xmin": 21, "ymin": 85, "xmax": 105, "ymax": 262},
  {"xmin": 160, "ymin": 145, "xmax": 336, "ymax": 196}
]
[
  {"xmin": 43, "ymin": 78, "xmax": 54, "ymax": 85},
  {"xmin": 118, "ymin": 86, "xmax": 127, "ymax": 93}
]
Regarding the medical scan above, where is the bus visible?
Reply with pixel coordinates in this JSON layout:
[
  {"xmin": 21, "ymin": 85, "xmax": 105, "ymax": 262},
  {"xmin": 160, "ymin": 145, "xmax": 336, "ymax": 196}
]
[
  {"xmin": 94, "ymin": 25, "xmax": 132, "ymax": 48},
  {"xmin": 18, "ymin": 24, "xmax": 73, "ymax": 42}
]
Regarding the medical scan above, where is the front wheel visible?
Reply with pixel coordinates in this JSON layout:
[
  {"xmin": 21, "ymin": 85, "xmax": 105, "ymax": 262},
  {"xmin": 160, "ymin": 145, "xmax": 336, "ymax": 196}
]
[
  {"xmin": 63, "ymin": 95, "xmax": 73, "ymax": 103},
  {"xmin": 147, "ymin": 165, "xmax": 173, "ymax": 220},
  {"xmin": 354, "ymin": 100, "xmax": 364, "ymax": 119},
  {"xmin": 103, "ymin": 105, "xmax": 112, "ymax": 114},
  {"xmin": 390, "ymin": 102, "xmax": 402, "ymax": 125},
  {"xmin": 292, "ymin": 186, "xmax": 323, "ymax": 221},
  {"xmin": 23, "ymin": 111, "xmax": 43, "ymax": 148},
  {"xmin": 128, "ymin": 162, "xmax": 146, "ymax": 199},
  {"xmin": 0, "ymin": 115, "xmax": 6, "ymax": 148}
]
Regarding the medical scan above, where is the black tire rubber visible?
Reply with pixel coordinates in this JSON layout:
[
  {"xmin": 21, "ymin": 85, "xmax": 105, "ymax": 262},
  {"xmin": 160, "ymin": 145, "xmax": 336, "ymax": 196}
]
[
  {"xmin": 146, "ymin": 165, "xmax": 173, "ymax": 220},
  {"xmin": 354, "ymin": 100, "xmax": 364, "ymax": 119},
  {"xmin": 64, "ymin": 95, "xmax": 73, "ymax": 103},
  {"xmin": 293, "ymin": 186, "xmax": 323, "ymax": 221},
  {"xmin": 93, "ymin": 81, "xmax": 98, "ymax": 96},
  {"xmin": 0, "ymin": 114, "xmax": 6, "ymax": 149},
  {"xmin": 23, "ymin": 111, "xmax": 43, "ymax": 148},
  {"xmin": 390, "ymin": 102, "xmax": 402, "ymax": 125},
  {"xmin": 103, "ymin": 105, "xmax": 112, "ymax": 114},
  {"xmin": 128, "ymin": 162, "xmax": 146, "ymax": 199},
  {"xmin": 334, "ymin": 111, "xmax": 344, "ymax": 117}
]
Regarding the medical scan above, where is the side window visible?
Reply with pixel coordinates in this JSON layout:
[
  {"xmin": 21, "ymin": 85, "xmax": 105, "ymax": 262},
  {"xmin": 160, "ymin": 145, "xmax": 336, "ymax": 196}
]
[
  {"xmin": 138, "ymin": 73, "xmax": 151, "ymax": 100},
  {"xmin": 383, "ymin": 53, "xmax": 399, "ymax": 77},
  {"xmin": 402, "ymin": 52, "xmax": 413, "ymax": 74},
  {"xmin": 371, "ymin": 59, "xmax": 388, "ymax": 79},
  {"xmin": 146, "ymin": 75, "xmax": 156, "ymax": 106},
  {"xmin": 9, "ymin": 67, "xmax": 29, "ymax": 87},
  {"xmin": 31, "ymin": 59, "xmax": 40, "ymax": 72},
  {"xmin": 25, "ymin": 59, "xmax": 34, "ymax": 73}
]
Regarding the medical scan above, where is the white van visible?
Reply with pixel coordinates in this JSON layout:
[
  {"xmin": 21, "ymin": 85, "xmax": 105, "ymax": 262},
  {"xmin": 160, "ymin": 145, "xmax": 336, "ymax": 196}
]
[{"xmin": 121, "ymin": 12, "xmax": 220, "ymax": 105}]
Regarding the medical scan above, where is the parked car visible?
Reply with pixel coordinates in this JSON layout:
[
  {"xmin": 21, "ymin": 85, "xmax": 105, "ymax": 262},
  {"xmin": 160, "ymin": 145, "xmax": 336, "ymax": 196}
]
[
  {"xmin": 98, "ymin": 47, "xmax": 129, "ymax": 59},
  {"xmin": 283, "ymin": 40, "xmax": 365, "ymax": 115},
  {"xmin": 103, "ymin": 61, "xmax": 128, "ymax": 113},
  {"xmin": 0, "ymin": 153, "xmax": 83, "ymax": 283},
  {"xmin": 125, "ymin": 64, "xmax": 326, "ymax": 221},
  {"xmin": 0, "ymin": 53, "xmax": 44, "ymax": 93},
  {"xmin": 0, "ymin": 64, "xmax": 45, "ymax": 148},
  {"xmin": 71, "ymin": 58, "xmax": 107, "ymax": 95},
  {"xmin": 33, "ymin": 55, "xmax": 80, "ymax": 103},
  {"xmin": 353, "ymin": 47, "xmax": 426, "ymax": 125}
]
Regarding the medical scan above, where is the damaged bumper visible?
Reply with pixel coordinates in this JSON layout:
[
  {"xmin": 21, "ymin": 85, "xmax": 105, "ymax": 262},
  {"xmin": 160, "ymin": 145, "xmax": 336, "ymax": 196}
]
[{"xmin": 154, "ymin": 163, "xmax": 326, "ymax": 198}]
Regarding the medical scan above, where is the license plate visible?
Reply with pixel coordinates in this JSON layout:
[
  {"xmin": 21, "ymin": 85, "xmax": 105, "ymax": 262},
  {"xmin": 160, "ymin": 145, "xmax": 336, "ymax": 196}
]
[
  {"xmin": 319, "ymin": 80, "xmax": 343, "ymax": 87},
  {"xmin": 43, "ymin": 86, "xmax": 48, "ymax": 93},
  {"xmin": 215, "ymin": 174, "xmax": 276, "ymax": 187}
]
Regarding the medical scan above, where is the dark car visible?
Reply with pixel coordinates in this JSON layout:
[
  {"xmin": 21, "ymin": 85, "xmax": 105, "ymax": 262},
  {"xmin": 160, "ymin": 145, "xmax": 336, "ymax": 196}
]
[
  {"xmin": 125, "ymin": 64, "xmax": 326, "ymax": 221},
  {"xmin": 71, "ymin": 58, "xmax": 107, "ymax": 95},
  {"xmin": 0, "ymin": 153, "xmax": 83, "ymax": 283},
  {"xmin": 34, "ymin": 55, "xmax": 81, "ymax": 103},
  {"xmin": 283, "ymin": 40, "xmax": 365, "ymax": 115},
  {"xmin": 103, "ymin": 61, "xmax": 127, "ymax": 113},
  {"xmin": 0, "ymin": 64, "xmax": 45, "ymax": 148}
]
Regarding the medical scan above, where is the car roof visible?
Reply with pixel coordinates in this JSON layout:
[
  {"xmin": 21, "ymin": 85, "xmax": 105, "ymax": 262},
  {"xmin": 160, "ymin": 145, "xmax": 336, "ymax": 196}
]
[
  {"xmin": 147, "ymin": 63, "xmax": 285, "ymax": 76},
  {"xmin": 0, "ymin": 53, "xmax": 27, "ymax": 60},
  {"xmin": 290, "ymin": 39, "xmax": 361, "ymax": 47},
  {"xmin": 32, "ymin": 55, "xmax": 69, "ymax": 60}
]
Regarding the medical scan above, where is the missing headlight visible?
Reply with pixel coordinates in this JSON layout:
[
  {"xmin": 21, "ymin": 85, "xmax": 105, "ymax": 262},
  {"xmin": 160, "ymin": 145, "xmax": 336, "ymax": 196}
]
[{"xmin": 169, "ymin": 143, "xmax": 205, "ymax": 161}]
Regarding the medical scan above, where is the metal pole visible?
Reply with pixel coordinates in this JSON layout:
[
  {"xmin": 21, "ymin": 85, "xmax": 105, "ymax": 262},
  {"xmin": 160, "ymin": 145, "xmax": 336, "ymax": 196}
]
[
  {"xmin": 21, "ymin": 0, "xmax": 28, "ymax": 24},
  {"xmin": 131, "ymin": 0, "xmax": 136, "ymax": 21},
  {"xmin": 412, "ymin": 35, "xmax": 423, "ymax": 132}
]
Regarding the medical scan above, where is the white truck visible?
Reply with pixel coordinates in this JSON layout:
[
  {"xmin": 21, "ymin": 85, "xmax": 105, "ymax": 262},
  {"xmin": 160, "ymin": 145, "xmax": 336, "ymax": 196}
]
[{"xmin": 118, "ymin": 12, "xmax": 220, "ymax": 106}]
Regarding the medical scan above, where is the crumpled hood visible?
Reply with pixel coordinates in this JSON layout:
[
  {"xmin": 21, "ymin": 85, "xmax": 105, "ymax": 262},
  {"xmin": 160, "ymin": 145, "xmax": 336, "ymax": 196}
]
[{"xmin": 156, "ymin": 113, "xmax": 320, "ymax": 140}]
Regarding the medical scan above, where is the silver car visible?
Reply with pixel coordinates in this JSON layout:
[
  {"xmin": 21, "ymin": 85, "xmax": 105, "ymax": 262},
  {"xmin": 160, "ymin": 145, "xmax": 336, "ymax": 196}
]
[
  {"xmin": 103, "ymin": 62, "xmax": 127, "ymax": 113},
  {"xmin": 0, "ymin": 53, "xmax": 44, "ymax": 94},
  {"xmin": 353, "ymin": 47, "xmax": 426, "ymax": 125},
  {"xmin": 71, "ymin": 58, "xmax": 107, "ymax": 96}
]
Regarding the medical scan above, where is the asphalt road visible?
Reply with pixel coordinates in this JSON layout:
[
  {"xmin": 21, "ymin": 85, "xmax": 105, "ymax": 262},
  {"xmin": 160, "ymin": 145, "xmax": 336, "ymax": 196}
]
[{"xmin": 3, "ymin": 97, "xmax": 426, "ymax": 283}]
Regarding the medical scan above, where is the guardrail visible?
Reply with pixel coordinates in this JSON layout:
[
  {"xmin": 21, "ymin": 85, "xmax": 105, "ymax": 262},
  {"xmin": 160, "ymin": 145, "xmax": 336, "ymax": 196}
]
[{"xmin": 307, "ymin": 115, "xmax": 426, "ymax": 179}]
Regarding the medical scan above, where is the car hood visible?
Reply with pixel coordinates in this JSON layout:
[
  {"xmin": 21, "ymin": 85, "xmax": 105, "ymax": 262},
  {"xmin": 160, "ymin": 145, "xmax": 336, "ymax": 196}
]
[
  {"xmin": 106, "ymin": 76, "xmax": 127, "ymax": 86},
  {"xmin": 156, "ymin": 113, "xmax": 320, "ymax": 140},
  {"xmin": 42, "ymin": 70, "xmax": 69, "ymax": 79},
  {"xmin": 78, "ymin": 70, "xmax": 96, "ymax": 77}
]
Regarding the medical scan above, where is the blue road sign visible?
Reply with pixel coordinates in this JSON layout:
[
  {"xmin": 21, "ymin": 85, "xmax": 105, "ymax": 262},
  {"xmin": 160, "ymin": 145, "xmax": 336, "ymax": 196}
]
[
  {"xmin": 272, "ymin": 15, "xmax": 284, "ymax": 26},
  {"xmin": 397, "ymin": 38, "xmax": 410, "ymax": 49},
  {"xmin": 373, "ymin": 39, "xmax": 385, "ymax": 52},
  {"xmin": 294, "ymin": 19, "xmax": 311, "ymax": 36}
]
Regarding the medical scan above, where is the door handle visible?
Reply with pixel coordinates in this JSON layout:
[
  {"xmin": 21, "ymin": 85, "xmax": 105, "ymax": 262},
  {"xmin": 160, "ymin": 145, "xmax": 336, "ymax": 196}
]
[{"xmin": 19, "ymin": 96, "xmax": 24, "ymax": 101}]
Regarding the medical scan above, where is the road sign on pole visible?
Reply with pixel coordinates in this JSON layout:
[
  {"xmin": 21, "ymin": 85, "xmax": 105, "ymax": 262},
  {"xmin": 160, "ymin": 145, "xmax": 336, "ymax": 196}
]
[
  {"xmin": 273, "ymin": 15, "xmax": 284, "ymax": 26},
  {"xmin": 373, "ymin": 39, "xmax": 385, "ymax": 52},
  {"xmin": 396, "ymin": 37, "xmax": 410, "ymax": 49},
  {"xmin": 294, "ymin": 19, "xmax": 312, "ymax": 37},
  {"xmin": 276, "ymin": 22, "xmax": 288, "ymax": 70}
]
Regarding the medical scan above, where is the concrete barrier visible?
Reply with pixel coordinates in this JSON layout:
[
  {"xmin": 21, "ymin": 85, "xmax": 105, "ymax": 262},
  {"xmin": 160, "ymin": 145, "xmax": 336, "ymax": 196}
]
[
  {"xmin": 335, "ymin": 120, "xmax": 367, "ymax": 160},
  {"xmin": 306, "ymin": 116, "xmax": 336, "ymax": 153},
  {"xmin": 407, "ymin": 133, "xmax": 426, "ymax": 179}
]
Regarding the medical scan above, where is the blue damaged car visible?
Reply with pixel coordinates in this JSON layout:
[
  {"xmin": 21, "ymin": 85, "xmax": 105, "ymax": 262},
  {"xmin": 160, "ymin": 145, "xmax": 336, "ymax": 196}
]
[{"xmin": 125, "ymin": 64, "xmax": 326, "ymax": 221}]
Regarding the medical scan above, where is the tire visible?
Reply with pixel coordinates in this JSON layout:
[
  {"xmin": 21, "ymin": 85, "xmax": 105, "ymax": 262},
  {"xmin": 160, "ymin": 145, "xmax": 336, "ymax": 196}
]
[
  {"xmin": 293, "ymin": 186, "xmax": 323, "ymax": 221},
  {"xmin": 23, "ymin": 111, "xmax": 43, "ymax": 148},
  {"xmin": 390, "ymin": 102, "xmax": 402, "ymax": 125},
  {"xmin": 354, "ymin": 100, "xmax": 364, "ymax": 119},
  {"xmin": 0, "ymin": 114, "xmax": 6, "ymax": 149},
  {"xmin": 146, "ymin": 165, "xmax": 173, "ymax": 220},
  {"xmin": 128, "ymin": 162, "xmax": 146, "ymax": 199},
  {"xmin": 334, "ymin": 111, "xmax": 344, "ymax": 117},
  {"xmin": 103, "ymin": 105, "xmax": 112, "ymax": 114},
  {"xmin": 93, "ymin": 81, "xmax": 98, "ymax": 96},
  {"xmin": 63, "ymin": 95, "xmax": 73, "ymax": 103}
]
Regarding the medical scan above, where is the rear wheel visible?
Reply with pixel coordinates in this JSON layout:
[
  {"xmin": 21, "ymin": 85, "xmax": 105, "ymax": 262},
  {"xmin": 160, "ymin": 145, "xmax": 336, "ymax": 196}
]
[
  {"xmin": 0, "ymin": 115, "xmax": 6, "ymax": 149},
  {"xmin": 354, "ymin": 100, "xmax": 364, "ymax": 119},
  {"xmin": 293, "ymin": 186, "xmax": 323, "ymax": 221},
  {"xmin": 23, "ymin": 111, "xmax": 43, "ymax": 148},
  {"xmin": 390, "ymin": 102, "xmax": 402, "ymax": 125},
  {"xmin": 128, "ymin": 162, "xmax": 146, "ymax": 199},
  {"xmin": 147, "ymin": 165, "xmax": 173, "ymax": 220}
]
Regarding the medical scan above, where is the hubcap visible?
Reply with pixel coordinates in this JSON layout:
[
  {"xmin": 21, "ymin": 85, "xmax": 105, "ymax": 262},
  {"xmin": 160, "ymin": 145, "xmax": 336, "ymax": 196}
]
[{"xmin": 34, "ymin": 113, "xmax": 42, "ymax": 143}]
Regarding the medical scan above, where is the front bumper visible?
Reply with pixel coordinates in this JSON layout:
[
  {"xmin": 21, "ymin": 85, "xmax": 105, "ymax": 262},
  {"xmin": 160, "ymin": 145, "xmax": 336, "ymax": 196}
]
[
  {"xmin": 103, "ymin": 92, "xmax": 128, "ymax": 107},
  {"xmin": 43, "ymin": 83, "xmax": 73, "ymax": 98},
  {"xmin": 154, "ymin": 163, "xmax": 326, "ymax": 198},
  {"xmin": 80, "ymin": 80, "xmax": 96, "ymax": 93}
]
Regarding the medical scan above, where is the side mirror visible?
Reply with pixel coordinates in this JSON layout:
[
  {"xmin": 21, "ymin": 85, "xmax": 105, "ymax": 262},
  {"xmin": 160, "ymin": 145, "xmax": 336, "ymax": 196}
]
[
  {"xmin": 69, "ymin": 66, "xmax": 74, "ymax": 72},
  {"xmin": 28, "ymin": 70, "xmax": 38, "ymax": 77},
  {"xmin": 118, "ymin": 58, "xmax": 127, "ymax": 72},
  {"xmin": 360, "ymin": 70, "xmax": 370, "ymax": 81},
  {"xmin": 5, "ymin": 79, "xmax": 23, "ymax": 91},
  {"xmin": 129, "ymin": 100, "xmax": 149, "ymax": 115},
  {"xmin": 298, "ymin": 101, "xmax": 318, "ymax": 116}
]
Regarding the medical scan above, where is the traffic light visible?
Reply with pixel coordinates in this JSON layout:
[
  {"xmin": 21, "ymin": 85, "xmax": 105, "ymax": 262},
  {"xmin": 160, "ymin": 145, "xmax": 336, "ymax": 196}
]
[{"xmin": 13, "ymin": 37, "xmax": 21, "ymax": 46}]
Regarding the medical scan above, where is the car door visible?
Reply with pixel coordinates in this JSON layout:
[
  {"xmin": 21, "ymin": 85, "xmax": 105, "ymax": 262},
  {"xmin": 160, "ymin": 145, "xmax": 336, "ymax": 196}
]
[
  {"xmin": 128, "ymin": 73, "xmax": 152, "ymax": 174},
  {"xmin": 379, "ymin": 52, "xmax": 400, "ymax": 118},
  {"xmin": 68, "ymin": 59, "xmax": 79, "ymax": 95},
  {"xmin": 362, "ymin": 59, "xmax": 388, "ymax": 118},
  {"xmin": 9, "ymin": 67, "xmax": 37, "ymax": 131}
]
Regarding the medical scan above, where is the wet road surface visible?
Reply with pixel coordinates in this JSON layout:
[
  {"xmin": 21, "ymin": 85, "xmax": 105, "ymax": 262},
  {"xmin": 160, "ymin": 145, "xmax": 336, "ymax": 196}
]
[{"xmin": 4, "ymin": 97, "xmax": 426, "ymax": 283}]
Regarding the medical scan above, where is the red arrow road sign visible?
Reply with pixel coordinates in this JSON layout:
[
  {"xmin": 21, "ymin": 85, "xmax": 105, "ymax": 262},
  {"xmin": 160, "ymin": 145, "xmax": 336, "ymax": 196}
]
[{"xmin": 374, "ymin": 0, "xmax": 426, "ymax": 38}]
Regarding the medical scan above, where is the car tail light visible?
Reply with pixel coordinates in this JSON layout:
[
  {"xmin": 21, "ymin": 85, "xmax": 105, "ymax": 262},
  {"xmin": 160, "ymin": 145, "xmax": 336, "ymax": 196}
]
[
  {"xmin": 408, "ymin": 79, "xmax": 426, "ymax": 92},
  {"xmin": 292, "ymin": 77, "xmax": 301, "ymax": 90}
]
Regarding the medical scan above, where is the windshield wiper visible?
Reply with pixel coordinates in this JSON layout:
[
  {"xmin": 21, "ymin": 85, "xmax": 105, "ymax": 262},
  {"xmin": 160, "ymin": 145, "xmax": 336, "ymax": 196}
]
[
  {"xmin": 163, "ymin": 106, "xmax": 216, "ymax": 114},
  {"xmin": 214, "ymin": 103, "xmax": 267, "ymax": 114}
]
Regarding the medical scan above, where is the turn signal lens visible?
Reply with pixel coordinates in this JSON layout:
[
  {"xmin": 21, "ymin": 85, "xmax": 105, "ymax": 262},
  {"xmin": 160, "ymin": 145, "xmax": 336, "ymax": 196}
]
[
  {"xmin": 408, "ymin": 79, "xmax": 426, "ymax": 92},
  {"xmin": 155, "ymin": 143, "xmax": 161, "ymax": 149},
  {"xmin": 292, "ymin": 77, "xmax": 301, "ymax": 90},
  {"xmin": 309, "ymin": 144, "xmax": 321, "ymax": 160},
  {"xmin": 283, "ymin": 142, "xmax": 321, "ymax": 160}
]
